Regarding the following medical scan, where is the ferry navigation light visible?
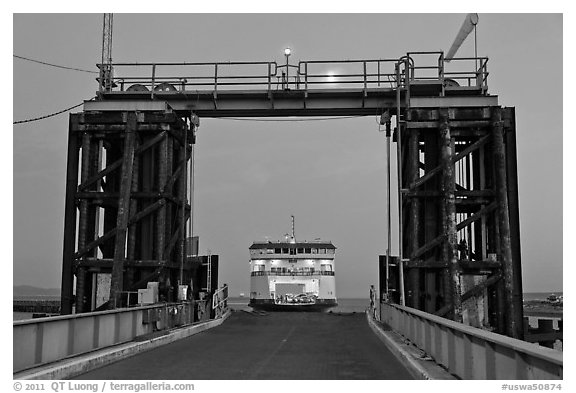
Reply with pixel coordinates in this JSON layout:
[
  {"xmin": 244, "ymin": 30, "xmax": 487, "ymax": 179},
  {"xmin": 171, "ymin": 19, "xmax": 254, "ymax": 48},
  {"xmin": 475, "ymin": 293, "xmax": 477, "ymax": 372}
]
[{"xmin": 284, "ymin": 47, "xmax": 292, "ymax": 57}]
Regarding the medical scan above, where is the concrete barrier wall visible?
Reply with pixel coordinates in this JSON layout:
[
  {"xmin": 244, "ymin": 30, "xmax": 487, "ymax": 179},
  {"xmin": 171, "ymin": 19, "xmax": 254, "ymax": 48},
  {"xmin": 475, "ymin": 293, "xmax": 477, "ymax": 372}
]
[
  {"xmin": 13, "ymin": 302, "xmax": 195, "ymax": 373},
  {"xmin": 380, "ymin": 302, "xmax": 563, "ymax": 379}
]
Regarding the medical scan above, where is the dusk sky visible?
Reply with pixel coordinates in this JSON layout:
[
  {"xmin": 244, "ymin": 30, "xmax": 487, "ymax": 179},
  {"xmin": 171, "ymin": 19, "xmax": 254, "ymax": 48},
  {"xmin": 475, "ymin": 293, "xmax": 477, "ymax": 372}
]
[{"xmin": 12, "ymin": 12, "xmax": 563, "ymax": 298}]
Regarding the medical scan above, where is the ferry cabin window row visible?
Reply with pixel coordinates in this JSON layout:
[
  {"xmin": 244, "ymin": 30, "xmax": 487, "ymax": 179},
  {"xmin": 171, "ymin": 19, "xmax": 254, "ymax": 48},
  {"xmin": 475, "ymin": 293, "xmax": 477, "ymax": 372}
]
[
  {"xmin": 252, "ymin": 248, "xmax": 335, "ymax": 255},
  {"xmin": 252, "ymin": 265, "xmax": 333, "ymax": 273}
]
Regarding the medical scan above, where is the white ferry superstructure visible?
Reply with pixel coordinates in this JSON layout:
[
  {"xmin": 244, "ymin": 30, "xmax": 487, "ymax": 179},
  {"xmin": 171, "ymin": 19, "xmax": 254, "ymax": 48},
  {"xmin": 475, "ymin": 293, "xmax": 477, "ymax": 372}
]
[{"xmin": 249, "ymin": 220, "xmax": 337, "ymax": 311}]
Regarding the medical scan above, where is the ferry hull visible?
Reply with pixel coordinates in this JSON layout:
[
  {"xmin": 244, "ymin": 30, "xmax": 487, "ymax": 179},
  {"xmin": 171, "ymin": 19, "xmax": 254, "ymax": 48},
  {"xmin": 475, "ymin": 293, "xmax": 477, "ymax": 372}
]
[{"xmin": 249, "ymin": 299, "xmax": 337, "ymax": 312}]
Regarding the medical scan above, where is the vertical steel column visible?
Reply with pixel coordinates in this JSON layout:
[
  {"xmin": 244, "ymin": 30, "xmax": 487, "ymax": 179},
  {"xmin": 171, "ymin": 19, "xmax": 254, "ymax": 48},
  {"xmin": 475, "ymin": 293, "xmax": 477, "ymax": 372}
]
[
  {"xmin": 491, "ymin": 107, "xmax": 519, "ymax": 338},
  {"xmin": 395, "ymin": 62, "xmax": 405, "ymax": 306},
  {"xmin": 385, "ymin": 121, "xmax": 392, "ymax": 302},
  {"xmin": 156, "ymin": 134, "xmax": 168, "ymax": 262},
  {"xmin": 110, "ymin": 112, "xmax": 138, "ymax": 309},
  {"xmin": 127, "ymin": 140, "xmax": 140, "ymax": 261},
  {"xmin": 503, "ymin": 107, "xmax": 524, "ymax": 339},
  {"xmin": 76, "ymin": 132, "xmax": 92, "ymax": 313},
  {"xmin": 423, "ymin": 131, "xmax": 440, "ymax": 313},
  {"xmin": 408, "ymin": 129, "xmax": 421, "ymax": 309},
  {"xmin": 139, "ymin": 145, "xmax": 155, "ymax": 260},
  {"xmin": 165, "ymin": 136, "xmax": 174, "ymax": 261},
  {"xmin": 439, "ymin": 108, "xmax": 462, "ymax": 322},
  {"xmin": 126, "ymin": 136, "xmax": 140, "ymax": 295},
  {"xmin": 61, "ymin": 115, "xmax": 80, "ymax": 315},
  {"xmin": 179, "ymin": 126, "xmax": 189, "ymax": 284}
]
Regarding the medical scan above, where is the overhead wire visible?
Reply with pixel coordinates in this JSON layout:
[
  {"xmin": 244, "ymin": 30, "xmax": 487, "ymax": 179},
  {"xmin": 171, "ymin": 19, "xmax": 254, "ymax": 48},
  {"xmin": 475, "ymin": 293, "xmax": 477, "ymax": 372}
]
[
  {"xmin": 14, "ymin": 101, "xmax": 88, "ymax": 125},
  {"xmin": 13, "ymin": 55, "xmax": 98, "ymax": 74},
  {"xmin": 14, "ymin": 54, "xmax": 97, "ymax": 124}
]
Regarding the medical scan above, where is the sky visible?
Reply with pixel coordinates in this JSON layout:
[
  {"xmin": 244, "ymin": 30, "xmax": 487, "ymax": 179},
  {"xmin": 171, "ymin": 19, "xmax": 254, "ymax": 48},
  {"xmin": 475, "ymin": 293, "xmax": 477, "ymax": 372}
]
[{"xmin": 11, "ymin": 12, "xmax": 563, "ymax": 298}]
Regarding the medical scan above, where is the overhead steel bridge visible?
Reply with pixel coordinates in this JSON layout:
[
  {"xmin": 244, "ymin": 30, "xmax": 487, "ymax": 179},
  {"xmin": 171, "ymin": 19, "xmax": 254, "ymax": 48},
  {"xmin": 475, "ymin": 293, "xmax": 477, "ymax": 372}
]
[{"xmin": 88, "ymin": 51, "xmax": 494, "ymax": 116}]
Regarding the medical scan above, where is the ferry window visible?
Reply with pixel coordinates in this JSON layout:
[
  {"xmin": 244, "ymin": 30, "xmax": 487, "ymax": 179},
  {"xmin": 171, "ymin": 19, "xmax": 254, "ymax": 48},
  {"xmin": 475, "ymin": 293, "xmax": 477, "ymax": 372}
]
[
  {"xmin": 305, "ymin": 248, "xmax": 311, "ymax": 253},
  {"xmin": 275, "ymin": 248, "xmax": 281, "ymax": 254},
  {"xmin": 328, "ymin": 249, "xmax": 335, "ymax": 254},
  {"xmin": 324, "ymin": 264, "xmax": 332, "ymax": 271},
  {"xmin": 311, "ymin": 248, "xmax": 318, "ymax": 254},
  {"xmin": 290, "ymin": 248, "xmax": 296, "ymax": 255},
  {"xmin": 319, "ymin": 248, "xmax": 326, "ymax": 254},
  {"xmin": 266, "ymin": 249, "xmax": 274, "ymax": 254},
  {"xmin": 282, "ymin": 248, "xmax": 289, "ymax": 254},
  {"xmin": 297, "ymin": 248, "xmax": 304, "ymax": 254}
]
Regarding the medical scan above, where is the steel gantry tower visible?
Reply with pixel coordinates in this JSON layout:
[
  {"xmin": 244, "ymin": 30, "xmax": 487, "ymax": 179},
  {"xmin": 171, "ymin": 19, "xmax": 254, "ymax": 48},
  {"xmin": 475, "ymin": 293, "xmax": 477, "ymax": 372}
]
[{"xmin": 60, "ymin": 51, "xmax": 523, "ymax": 339}]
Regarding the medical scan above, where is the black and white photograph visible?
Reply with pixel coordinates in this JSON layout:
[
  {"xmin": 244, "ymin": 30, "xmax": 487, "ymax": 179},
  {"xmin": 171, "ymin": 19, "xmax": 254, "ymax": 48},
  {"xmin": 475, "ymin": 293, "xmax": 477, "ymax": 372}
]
[{"xmin": 10, "ymin": 5, "xmax": 566, "ymax": 390}]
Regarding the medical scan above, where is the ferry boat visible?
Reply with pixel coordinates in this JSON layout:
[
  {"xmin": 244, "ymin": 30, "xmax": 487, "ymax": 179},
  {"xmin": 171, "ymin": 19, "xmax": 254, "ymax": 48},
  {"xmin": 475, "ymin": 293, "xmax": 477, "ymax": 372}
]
[{"xmin": 249, "ymin": 217, "xmax": 337, "ymax": 311}]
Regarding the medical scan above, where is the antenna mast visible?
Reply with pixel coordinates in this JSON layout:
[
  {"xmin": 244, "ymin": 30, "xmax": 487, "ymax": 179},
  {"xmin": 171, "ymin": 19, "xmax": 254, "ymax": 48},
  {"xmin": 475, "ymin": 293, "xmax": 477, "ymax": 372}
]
[
  {"xmin": 100, "ymin": 13, "xmax": 114, "ymax": 91},
  {"xmin": 291, "ymin": 215, "xmax": 295, "ymax": 242}
]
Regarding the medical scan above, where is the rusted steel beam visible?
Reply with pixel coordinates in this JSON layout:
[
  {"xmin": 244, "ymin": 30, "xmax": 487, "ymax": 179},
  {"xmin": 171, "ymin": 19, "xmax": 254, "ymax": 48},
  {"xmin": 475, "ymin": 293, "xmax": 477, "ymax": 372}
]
[
  {"xmin": 422, "ymin": 130, "xmax": 439, "ymax": 313},
  {"xmin": 75, "ymin": 199, "xmax": 166, "ymax": 259},
  {"xmin": 78, "ymin": 124, "xmax": 173, "ymax": 132},
  {"xmin": 76, "ymin": 132, "xmax": 94, "ymax": 313},
  {"xmin": 503, "ymin": 107, "xmax": 524, "ymax": 340},
  {"xmin": 80, "ymin": 111, "xmax": 185, "ymax": 126},
  {"xmin": 434, "ymin": 273, "xmax": 501, "ymax": 317},
  {"xmin": 156, "ymin": 133, "xmax": 168, "ymax": 262},
  {"xmin": 456, "ymin": 202, "xmax": 498, "ymax": 231},
  {"xmin": 461, "ymin": 273, "xmax": 502, "ymax": 302},
  {"xmin": 412, "ymin": 233, "xmax": 446, "ymax": 260},
  {"xmin": 406, "ymin": 120, "xmax": 492, "ymax": 129},
  {"xmin": 408, "ymin": 129, "xmax": 420, "ymax": 309},
  {"xmin": 178, "ymin": 129, "xmax": 189, "ymax": 284},
  {"xmin": 404, "ymin": 190, "xmax": 494, "ymax": 198},
  {"xmin": 440, "ymin": 108, "xmax": 462, "ymax": 322},
  {"xmin": 163, "ymin": 149, "xmax": 191, "ymax": 193},
  {"xmin": 78, "ymin": 131, "xmax": 167, "ymax": 191},
  {"xmin": 492, "ymin": 107, "xmax": 519, "ymax": 339},
  {"xmin": 165, "ymin": 135, "xmax": 174, "ymax": 263},
  {"xmin": 109, "ymin": 112, "xmax": 138, "ymax": 309},
  {"xmin": 409, "ymin": 135, "xmax": 490, "ymax": 190},
  {"xmin": 61, "ymin": 115, "xmax": 81, "ymax": 315},
  {"xmin": 406, "ymin": 259, "xmax": 501, "ymax": 270},
  {"xmin": 127, "ymin": 135, "xmax": 140, "ymax": 262}
]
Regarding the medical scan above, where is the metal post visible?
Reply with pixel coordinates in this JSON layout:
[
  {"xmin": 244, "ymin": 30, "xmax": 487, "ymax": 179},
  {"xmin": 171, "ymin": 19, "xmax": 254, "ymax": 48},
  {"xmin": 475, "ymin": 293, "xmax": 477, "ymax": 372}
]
[
  {"xmin": 179, "ymin": 123, "xmax": 189, "ymax": 284},
  {"xmin": 385, "ymin": 120, "xmax": 391, "ymax": 302},
  {"xmin": 110, "ymin": 112, "xmax": 137, "ymax": 309},
  {"xmin": 439, "ymin": 108, "xmax": 462, "ymax": 322},
  {"xmin": 188, "ymin": 142, "xmax": 195, "ymax": 255},
  {"xmin": 491, "ymin": 107, "xmax": 519, "ymax": 338},
  {"xmin": 395, "ymin": 62, "xmax": 405, "ymax": 306}
]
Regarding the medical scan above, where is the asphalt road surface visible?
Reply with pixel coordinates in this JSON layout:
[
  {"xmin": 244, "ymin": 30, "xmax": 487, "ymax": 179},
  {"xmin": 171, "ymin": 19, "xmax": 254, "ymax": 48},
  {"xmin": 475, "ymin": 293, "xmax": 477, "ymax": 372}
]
[{"xmin": 75, "ymin": 310, "xmax": 413, "ymax": 380}]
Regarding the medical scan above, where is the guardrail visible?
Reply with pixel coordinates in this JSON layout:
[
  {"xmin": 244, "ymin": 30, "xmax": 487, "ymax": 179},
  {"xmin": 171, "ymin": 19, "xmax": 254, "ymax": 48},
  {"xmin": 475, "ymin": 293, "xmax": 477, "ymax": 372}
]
[
  {"xmin": 380, "ymin": 302, "xmax": 562, "ymax": 379},
  {"xmin": 97, "ymin": 52, "xmax": 488, "ymax": 95},
  {"xmin": 212, "ymin": 284, "xmax": 229, "ymax": 318},
  {"xmin": 13, "ymin": 302, "xmax": 199, "ymax": 373}
]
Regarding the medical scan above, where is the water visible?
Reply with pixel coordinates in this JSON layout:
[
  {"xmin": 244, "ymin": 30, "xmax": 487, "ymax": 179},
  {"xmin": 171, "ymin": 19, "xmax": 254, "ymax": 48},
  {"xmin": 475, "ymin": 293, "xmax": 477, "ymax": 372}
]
[
  {"xmin": 13, "ymin": 293, "xmax": 562, "ymax": 320},
  {"xmin": 227, "ymin": 297, "xmax": 370, "ymax": 313},
  {"xmin": 523, "ymin": 292, "xmax": 563, "ymax": 301},
  {"xmin": 13, "ymin": 312, "xmax": 34, "ymax": 321}
]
